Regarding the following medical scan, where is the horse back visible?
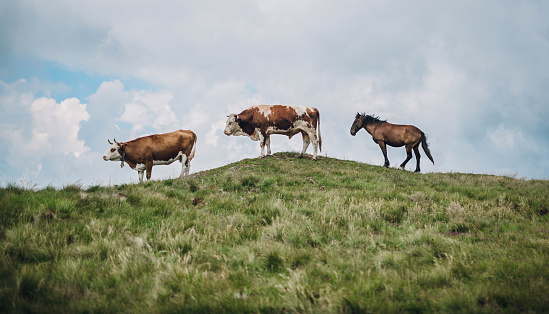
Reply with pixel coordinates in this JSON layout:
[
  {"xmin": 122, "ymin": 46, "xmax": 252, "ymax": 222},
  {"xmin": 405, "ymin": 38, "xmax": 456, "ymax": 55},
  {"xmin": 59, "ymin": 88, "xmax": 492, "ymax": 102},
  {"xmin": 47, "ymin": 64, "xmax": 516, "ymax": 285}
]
[{"xmin": 377, "ymin": 123, "xmax": 422, "ymax": 147}]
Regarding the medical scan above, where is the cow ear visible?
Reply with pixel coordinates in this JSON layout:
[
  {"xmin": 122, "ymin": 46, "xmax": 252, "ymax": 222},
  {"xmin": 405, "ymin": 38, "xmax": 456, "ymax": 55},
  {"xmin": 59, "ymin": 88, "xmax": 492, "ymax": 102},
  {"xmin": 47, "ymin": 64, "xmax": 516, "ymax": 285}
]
[{"xmin": 236, "ymin": 115, "xmax": 242, "ymax": 122}]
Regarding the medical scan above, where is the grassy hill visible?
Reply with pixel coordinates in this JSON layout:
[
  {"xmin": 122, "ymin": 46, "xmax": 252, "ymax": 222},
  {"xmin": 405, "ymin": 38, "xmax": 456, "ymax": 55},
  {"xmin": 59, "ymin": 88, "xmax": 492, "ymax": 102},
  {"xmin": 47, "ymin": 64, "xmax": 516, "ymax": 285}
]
[{"xmin": 1, "ymin": 152, "xmax": 548, "ymax": 313}]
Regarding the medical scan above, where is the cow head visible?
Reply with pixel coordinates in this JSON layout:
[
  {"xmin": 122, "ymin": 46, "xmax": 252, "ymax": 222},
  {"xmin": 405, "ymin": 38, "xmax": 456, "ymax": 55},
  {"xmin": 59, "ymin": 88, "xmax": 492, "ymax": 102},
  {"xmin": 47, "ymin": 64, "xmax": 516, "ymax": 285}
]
[
  {"xmin": 224, "ymin": 114, "xmax": 246, "ymax": 136},
  {"xmin": 103, "ymin": 139, "xmax": 124, "ymax": 161}
]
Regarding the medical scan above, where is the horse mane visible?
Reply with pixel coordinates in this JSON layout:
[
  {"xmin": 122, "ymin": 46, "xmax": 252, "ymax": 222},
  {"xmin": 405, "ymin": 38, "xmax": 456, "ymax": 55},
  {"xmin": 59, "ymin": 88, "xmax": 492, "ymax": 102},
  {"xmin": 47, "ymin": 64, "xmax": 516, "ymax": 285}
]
[{"xmin": 357, "ymin": 113, "xmax": 386, "ymax": 124}]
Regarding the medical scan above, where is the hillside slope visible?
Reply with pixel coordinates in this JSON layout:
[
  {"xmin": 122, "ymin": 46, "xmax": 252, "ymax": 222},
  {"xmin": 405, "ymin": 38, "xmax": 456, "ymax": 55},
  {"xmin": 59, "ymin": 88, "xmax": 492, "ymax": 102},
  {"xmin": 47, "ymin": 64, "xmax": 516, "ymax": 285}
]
[{"xmin": 1, "ymin": 152, "xmax": 548, "ymax": 312}]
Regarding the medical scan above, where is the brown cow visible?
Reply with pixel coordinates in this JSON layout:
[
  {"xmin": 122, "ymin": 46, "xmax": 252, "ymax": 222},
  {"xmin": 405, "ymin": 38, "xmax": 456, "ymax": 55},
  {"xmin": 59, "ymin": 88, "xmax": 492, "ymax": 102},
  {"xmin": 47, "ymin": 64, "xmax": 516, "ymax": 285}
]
[
  {"xmin": 103, "ymin": 130, "xmax": 197, "ymax": 182},
  {"xmin": 224, "ymin": 104, "xmax": 322, "ymax": 159}
]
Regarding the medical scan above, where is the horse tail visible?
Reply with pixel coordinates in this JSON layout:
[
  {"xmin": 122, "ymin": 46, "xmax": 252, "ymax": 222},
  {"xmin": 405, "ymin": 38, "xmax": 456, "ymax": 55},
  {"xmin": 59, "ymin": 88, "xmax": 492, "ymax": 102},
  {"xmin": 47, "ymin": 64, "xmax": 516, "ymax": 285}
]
[{"xmin": 421, "ymin": 131, "xmax": 434, "ymax": 165}]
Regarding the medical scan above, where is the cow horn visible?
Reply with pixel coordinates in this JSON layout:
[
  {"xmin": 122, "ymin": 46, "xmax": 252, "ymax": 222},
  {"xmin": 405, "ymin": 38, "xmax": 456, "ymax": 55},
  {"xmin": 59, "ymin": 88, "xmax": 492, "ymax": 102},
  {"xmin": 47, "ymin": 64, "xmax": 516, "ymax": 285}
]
[
  {"xmin": 108, "ymin": 139, "xmax": 113, "ymax": 144},
  {"xmin": 114, "ymin": 138, "xmax": 119, "ymax": 144}
]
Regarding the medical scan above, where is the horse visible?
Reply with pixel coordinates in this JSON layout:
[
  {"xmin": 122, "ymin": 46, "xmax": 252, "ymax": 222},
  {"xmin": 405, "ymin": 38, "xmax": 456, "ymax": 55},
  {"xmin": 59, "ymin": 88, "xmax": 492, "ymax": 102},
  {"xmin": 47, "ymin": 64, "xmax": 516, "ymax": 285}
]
[{"xmin": 350, "ymin": 113, "xmax": 434, "ymax": 172}]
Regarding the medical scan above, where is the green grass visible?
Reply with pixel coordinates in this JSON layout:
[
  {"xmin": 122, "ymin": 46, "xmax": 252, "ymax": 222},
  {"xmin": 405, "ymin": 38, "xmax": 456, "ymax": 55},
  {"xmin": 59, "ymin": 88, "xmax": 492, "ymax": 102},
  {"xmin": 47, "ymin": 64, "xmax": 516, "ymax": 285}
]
[{"xmin": 1, "ymin": 152, "xmax": 548, "ymax": 312}]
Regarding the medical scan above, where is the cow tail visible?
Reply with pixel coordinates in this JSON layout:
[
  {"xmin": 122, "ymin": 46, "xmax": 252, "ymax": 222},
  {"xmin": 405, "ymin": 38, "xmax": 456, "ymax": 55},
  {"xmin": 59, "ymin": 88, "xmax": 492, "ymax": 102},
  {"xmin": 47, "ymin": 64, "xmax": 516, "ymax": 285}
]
[
  {"xmin": 317, "ymin": 110, "xmax": 322, "ymax": 152},
  {"xmin": 189, "ymin": 132, "xmax": 197, "ymax": 161},
  {"xmin": 421, "ymin": 131, "xmax": 434, "ymax": 164}
]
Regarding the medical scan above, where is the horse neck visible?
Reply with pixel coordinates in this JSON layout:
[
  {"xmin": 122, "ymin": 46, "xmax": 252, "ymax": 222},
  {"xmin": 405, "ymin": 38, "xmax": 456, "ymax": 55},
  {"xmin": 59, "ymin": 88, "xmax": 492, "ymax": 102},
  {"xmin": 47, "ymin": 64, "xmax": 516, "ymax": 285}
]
[{"xmin": 364, "ymin": 122, "xmax": 380, "ymax": 135}]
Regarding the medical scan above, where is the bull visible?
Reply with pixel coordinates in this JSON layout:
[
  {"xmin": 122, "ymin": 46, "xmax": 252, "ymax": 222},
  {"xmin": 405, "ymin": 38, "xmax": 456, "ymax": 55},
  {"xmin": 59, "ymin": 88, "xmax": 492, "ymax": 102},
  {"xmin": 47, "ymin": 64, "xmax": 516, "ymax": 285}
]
[{"xmin": 224, "ymin": 104, "xmax": 322, "ymax": 159}]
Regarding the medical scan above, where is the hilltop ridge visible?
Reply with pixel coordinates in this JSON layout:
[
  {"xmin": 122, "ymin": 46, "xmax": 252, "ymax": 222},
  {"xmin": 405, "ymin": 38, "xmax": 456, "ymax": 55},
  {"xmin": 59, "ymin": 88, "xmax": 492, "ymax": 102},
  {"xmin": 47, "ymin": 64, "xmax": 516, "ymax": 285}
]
[{"xmin": 1, "ymin": 152, "xmax": 548, "ymax": 312}]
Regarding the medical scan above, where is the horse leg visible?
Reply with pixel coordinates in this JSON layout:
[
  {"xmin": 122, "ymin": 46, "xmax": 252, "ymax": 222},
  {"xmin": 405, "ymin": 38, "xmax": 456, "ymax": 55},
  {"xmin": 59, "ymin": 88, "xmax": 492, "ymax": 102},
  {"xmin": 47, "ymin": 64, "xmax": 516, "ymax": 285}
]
[
  {"xmin": 399, "ymin": 144, "xmax": 413, "ymax": 170},
  {"xmin": 378, "ymin": 141, "xmax": 390, "ymax": 167},
  {"xmin": 413, "ymin": 145, "xmax": 421, "ymax": 173}
]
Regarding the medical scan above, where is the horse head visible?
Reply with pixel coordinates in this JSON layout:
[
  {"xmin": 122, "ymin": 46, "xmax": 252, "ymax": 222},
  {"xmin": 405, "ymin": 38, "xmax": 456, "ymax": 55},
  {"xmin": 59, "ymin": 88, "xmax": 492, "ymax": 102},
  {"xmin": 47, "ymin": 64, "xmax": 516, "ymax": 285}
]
[{"xmin": 350, "ymin": 113, "xmax": 363, "ymax": 136}]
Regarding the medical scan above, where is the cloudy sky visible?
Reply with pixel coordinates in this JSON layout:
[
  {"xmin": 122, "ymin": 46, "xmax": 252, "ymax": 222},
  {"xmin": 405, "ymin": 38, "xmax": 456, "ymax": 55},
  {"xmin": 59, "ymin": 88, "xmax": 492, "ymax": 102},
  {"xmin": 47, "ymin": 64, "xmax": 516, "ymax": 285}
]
[{"xmin": 1, "ymin": 0, "xmax": 548, "ymax": 188}]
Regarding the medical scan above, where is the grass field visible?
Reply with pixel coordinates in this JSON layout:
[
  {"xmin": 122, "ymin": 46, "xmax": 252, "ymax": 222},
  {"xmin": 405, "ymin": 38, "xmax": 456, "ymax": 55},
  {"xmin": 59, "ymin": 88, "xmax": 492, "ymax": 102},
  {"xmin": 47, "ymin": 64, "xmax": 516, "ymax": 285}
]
[{"xmin": 1, "ymin": 152, "xmax": 548, "ymax": 313}]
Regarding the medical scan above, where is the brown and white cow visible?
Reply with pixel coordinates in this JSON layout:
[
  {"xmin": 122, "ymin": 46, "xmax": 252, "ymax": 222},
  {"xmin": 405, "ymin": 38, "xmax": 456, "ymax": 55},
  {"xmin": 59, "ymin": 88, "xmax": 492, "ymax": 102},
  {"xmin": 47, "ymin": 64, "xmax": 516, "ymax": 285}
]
[
  {"xmin": 224, "ymin": 105, "xmax": 322, "ymax": 159},
  {"xmin": 103, "ymin": 130, "xmax": 197, "ymax": 182}
]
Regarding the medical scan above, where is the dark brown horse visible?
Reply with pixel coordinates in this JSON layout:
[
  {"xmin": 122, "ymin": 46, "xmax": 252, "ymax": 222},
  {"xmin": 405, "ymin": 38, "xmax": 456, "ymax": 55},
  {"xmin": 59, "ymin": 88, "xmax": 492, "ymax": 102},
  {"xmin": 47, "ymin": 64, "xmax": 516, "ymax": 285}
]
[{"xmin": 350, "ymin": 113, "xmax": 434, "ymax": 172}]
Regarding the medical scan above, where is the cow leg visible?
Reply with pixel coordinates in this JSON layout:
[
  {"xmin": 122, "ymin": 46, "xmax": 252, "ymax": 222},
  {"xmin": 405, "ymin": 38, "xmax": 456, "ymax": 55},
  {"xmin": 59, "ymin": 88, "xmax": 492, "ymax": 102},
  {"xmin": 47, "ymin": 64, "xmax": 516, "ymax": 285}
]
[
  {"xmin": 138, "ymin": 170, "xmax": 144, "ymax": 182},
  {"xmin": 310, "ymin": 131, "xmax": 319, "ymax": 160},
  {"xmin": 413, "ymin": 145, "xmax": 421, "ymax": 173},
  {"xmin": 299, "ymin": 131, "xmax": 310, "ymax": 158},
  {"xmin": 258, "ymin": 133, "xmax": 266, "ymax": 157},
  {"xmin": 378, "ymin": 141, "xmax": 390, "ymax": 167},
  {"xmin": 145, "ymin": 162, "xmax": 153, "ymax": 181},
  {"xmin": 265, "ymin": 135, "xmax": 272, "ymax": 156},
  {"xmin": 399, "ymin": 144, "xmax": 414, "ymax": 170},
  {"xmin": 180, "ymin": 154, "xmax": 189, "ymax": 177},
  {"xmin": 185, "ymin": 155, "xmax": 191, "ymax": 176}
]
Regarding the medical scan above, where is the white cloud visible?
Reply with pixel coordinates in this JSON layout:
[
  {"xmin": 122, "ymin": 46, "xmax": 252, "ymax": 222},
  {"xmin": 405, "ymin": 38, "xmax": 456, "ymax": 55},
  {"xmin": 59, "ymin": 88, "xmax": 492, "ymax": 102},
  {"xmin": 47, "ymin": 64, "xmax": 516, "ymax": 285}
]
[
  {"xmin": 205, "ymin": 121, "xmax": 226, "ymax": 148},
  {"xmin": 29, "ymin": 97, "xmax": 90, "ymax": 157},
  {"xmin": 486, "ymin": 124, "xmax": 539, "ymax": 154},
  {"xmin": 0, "ymin": 79, "xmax": 34, "ymax": 113},
  {"xmin": 488, "ymin": 125, "xmax": 517, "ymax": 149},
  {"xmin": 118, "ymin": 91, "xmax": 178, "ymax": 135},
  {"xmin": 0, "ymin": 79, "xmax": 92, "ymax": 185},
  {"xmin": 30, "ymin": 163, "xmax": 43, "ymax": 178}
]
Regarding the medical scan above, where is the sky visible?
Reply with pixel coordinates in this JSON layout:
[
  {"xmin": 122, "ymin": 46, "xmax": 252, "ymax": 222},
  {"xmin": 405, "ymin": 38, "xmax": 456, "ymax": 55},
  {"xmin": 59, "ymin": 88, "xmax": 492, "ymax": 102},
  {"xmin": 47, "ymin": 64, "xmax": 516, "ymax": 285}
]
[{"xmin": 1, "ymin": 0, "xmax": 548, "ymax": 188}]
